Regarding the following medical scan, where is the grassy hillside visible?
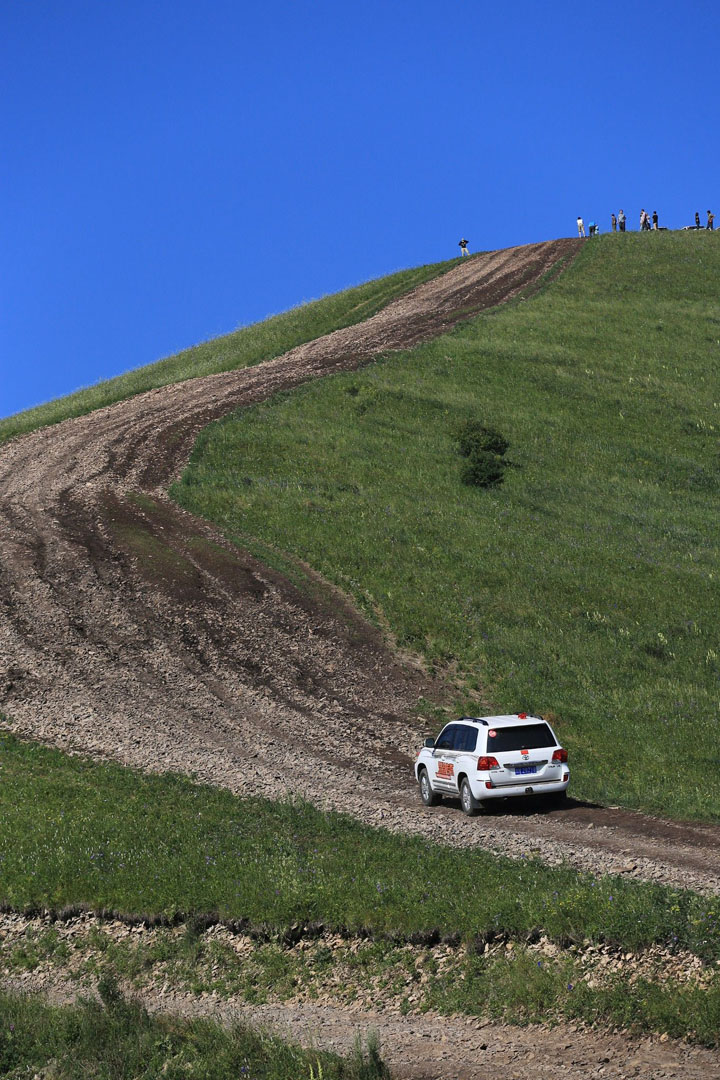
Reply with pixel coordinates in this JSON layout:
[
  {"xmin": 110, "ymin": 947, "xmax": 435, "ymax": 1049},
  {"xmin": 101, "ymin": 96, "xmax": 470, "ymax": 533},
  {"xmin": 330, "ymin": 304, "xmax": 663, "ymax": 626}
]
[
  {"xmin": 174, "ymin": 232, "xmax": 720, "ymax": 821},
  {"xmin": 0, "ymin": 258, "xmax": 455, "ymax": 443},
  {"xmin": 2, "ymin": 237, "xmax": 720, "ymax": 1057},
  {"xmin": 6, "ymin": 733, "xmax": 716, "ymax": 954},
  {"xmin": 2, "ymin": 732, "xmax": 719, "ymax": 1046}
]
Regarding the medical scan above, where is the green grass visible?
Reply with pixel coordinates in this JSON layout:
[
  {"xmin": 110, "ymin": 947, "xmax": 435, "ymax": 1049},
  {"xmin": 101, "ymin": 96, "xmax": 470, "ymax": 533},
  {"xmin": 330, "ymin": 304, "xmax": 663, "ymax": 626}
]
[
  {"xmin": 172, "ymin": 231, "xmax": 720, "ymax": 821},
  {"xmin": 0, "ymin": 258, "xmax": 455, "ymax": 443},
  {"xmin": 0, "ymin": 980, "xmax": 389, "ymax": 1079},
  {"xmin": 2, "ymin": 733, "xmax": 719, "ymax": 962},
  {"xmin": 427, "ymin": 947, "xmax": 720, "ymax": 1045}
]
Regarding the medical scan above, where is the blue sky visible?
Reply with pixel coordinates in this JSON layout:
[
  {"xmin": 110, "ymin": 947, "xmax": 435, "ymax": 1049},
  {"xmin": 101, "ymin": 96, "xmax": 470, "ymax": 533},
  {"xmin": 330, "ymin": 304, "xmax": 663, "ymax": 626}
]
[{"xmin": 2, "ymin": 0, "xmax": 718, "ymax": 418}]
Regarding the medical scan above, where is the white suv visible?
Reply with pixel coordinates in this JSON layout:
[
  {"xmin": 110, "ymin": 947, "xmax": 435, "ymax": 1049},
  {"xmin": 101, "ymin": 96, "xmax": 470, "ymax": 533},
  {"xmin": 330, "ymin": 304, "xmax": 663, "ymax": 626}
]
[{"xmin": 415, "ymin": 713, "xmax": 569, "ymax": 815}]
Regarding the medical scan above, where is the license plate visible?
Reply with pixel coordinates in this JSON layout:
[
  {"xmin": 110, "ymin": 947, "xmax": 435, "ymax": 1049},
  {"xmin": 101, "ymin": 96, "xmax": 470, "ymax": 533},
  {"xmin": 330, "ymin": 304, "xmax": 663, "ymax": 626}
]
[{"xmin": 515, "ymin": 765, "xmax": 537, "ymax": 776}]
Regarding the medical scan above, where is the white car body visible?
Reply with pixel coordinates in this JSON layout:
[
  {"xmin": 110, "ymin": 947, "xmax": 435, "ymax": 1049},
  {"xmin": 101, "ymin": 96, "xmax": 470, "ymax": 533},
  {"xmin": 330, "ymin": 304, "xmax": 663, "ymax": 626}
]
[{"xmin": 414, "ymin": 713, "xmax": 569, "ymax": 815}]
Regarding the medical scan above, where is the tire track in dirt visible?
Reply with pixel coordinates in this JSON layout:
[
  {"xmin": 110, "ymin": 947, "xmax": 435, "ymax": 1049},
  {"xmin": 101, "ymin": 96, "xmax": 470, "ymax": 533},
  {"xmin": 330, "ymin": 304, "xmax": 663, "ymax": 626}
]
[{"xmin": 2, "ymin": 237, "xmax": 720, "ymax": 897}]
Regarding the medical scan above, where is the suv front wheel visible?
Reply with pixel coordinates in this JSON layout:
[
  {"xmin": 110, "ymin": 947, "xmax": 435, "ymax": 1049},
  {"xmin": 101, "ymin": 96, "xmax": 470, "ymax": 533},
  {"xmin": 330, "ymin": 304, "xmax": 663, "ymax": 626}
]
[{"xmin": 419, "ymin": 768, "xmax": 441, "ymax": 807}]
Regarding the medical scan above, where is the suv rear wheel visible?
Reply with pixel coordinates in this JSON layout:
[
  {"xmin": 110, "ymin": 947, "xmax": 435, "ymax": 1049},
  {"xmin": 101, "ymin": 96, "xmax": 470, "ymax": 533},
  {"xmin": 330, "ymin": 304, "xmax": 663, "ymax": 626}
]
[
  {"xmin": 460, "ymin": 777, "xmax": 482, "ymax": 816},
  {"xmin": 419, "ymin": 768, "xmax": 441, "ymax": 807}
]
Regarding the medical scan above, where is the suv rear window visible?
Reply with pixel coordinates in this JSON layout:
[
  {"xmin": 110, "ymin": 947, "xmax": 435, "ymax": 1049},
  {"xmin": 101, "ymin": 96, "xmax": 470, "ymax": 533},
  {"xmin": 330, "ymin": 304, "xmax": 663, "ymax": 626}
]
[
  {"xmin": 455, "ymin": 725, "xmax": 478, "ymax": 752},
  {"xmin": 486, "ymin": 723, "xmax": 557, "ymax": 752},
  {"xmin": 435, "ymin": 724, "xmax": 478, "ymax": 752}
]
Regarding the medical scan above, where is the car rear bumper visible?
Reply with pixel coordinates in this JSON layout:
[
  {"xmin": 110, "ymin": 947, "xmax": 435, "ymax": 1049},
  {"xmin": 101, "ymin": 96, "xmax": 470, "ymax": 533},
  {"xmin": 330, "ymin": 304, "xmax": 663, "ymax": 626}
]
[{"xmin": 474, "ymin": 776, "xmax": 569, "ymax": 801}]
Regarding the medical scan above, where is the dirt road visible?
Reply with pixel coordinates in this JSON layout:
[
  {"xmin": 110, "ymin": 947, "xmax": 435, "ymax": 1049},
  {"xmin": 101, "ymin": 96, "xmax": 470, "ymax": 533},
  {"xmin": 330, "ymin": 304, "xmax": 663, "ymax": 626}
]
[{"xmin": 1, "ymin": 237, "xmax": 720, "ymax": 900}]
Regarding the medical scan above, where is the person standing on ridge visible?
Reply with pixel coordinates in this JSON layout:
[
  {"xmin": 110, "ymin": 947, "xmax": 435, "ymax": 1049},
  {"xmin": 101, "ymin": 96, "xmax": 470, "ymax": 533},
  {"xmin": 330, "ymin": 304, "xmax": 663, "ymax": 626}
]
[
  {"xmin": 611, "ymin": 213, "xmax": 617, "ymax": 231},
  {"xmin": 618, "ymin": 209, "xmax": 626, "ymax": 232},
  {"xmin": 707, "ymin": 210, "xmax": 715, "ymax": 230},
  {"xmin": 695, "ymin": 211, "xmax": 701, "ymax": 229},
  {"xmin": 458, "ymin": 238, "xmax": 469, "ymax": 256},
  {"xmin": 577, "ymin": 216, "xmax": 586, "ymax": 237},
  {"xmin": 652, "ymin": 210, "xmax": 659, "ymax": 230}
]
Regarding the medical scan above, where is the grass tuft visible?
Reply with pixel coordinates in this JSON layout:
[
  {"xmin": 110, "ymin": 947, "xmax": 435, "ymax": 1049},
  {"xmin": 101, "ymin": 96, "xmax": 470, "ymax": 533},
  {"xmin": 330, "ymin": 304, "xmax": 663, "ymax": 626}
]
[{"xmin": 0, "ymin": 984, "xmax": 390, "ymax": 1079}]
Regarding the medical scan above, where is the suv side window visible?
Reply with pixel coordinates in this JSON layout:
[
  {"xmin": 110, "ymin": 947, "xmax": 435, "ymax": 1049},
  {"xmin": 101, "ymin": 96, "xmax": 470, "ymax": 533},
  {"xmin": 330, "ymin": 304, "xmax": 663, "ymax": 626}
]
[
  {"xmin": 455, "ymin": 725, "xmax": 478, "ymax": 752},
  {"xmin": 435, "ymin": 724, "xmax": 458, "ymax": 751}
]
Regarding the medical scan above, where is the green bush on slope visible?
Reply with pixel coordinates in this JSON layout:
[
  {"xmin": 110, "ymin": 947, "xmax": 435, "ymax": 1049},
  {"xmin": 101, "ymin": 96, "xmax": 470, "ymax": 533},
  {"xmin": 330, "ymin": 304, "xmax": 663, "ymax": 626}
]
[
  {"xmin": 456, "ymin": 420, "xmax": 510, "ymax": 487},
  {"xmin": 456, "ymin": 420, "xmax": 510, "ymax": 458}
]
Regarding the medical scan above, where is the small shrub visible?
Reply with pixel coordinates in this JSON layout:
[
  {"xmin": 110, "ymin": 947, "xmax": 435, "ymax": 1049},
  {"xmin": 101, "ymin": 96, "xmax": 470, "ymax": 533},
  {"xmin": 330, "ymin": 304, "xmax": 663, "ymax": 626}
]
[
  {"xmin": 461, "ymin": 451, "xmax": 506, "ymax": 488},
  {"xmin": 97, "ymin": 972, "xmax": 123, "ymax": 1010},
  {"xmin": 457, "ymin": 421, "xmax": 509, "ymax": 459},
  {"xmin": 455, "ymin": 420, "xmax": 510, "ymax": 487}
]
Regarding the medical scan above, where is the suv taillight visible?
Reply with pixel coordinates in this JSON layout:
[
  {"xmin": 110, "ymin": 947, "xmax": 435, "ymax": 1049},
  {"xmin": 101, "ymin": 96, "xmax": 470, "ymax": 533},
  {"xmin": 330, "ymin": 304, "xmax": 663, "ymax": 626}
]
[
  {"xmin": 477, "ymin": 756, "xmax": 499, "ymax": 771},
  {"xmin": 552, "ymin": 748, "xmax": 568, "ymax": 763}
]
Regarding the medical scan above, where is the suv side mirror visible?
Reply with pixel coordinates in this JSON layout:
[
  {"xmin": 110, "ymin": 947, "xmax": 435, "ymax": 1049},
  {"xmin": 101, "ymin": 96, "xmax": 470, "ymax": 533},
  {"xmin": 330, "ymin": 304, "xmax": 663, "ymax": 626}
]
[{"xmin": 424, "ymin": 737, "xmax": 435, "ymax": 748}]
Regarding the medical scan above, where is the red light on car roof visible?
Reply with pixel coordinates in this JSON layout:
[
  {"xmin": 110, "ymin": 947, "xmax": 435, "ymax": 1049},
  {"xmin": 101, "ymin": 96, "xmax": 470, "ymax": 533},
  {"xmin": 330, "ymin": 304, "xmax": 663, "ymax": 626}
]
[{"xmin": 518, "ymin": 712, "xmax": 527, "ymax": 719}]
